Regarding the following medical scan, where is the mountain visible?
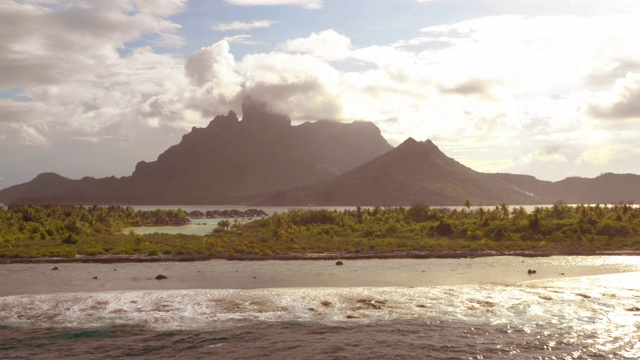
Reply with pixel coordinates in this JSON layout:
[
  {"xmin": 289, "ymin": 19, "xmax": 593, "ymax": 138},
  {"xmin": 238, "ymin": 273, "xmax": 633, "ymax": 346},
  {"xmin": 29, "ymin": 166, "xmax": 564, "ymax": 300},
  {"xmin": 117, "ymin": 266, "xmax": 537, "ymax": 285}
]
[
  {"xmin": 257, "ymin": 139, "xmax": 640, "ymax": 206},
  {"xmin": 4, "ymin": 102, "xmax": 640, "ymax": 207},
  {"xmin": 490, "ymin": 172, "xmax": 640, "ymax": 204},
  {"xmin": 256, "ymin": 138, "xmax": 550, "ymax": 206},
  {"xmin": 0, "ymin": 100, "xmax": 392, "ymax": 205}
]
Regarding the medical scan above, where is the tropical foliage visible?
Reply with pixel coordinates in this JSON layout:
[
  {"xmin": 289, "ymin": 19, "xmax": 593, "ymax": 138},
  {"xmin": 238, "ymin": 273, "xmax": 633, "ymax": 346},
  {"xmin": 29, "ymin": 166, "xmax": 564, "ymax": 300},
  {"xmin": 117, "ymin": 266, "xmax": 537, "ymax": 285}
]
[
  {"xmin": 2, "ymin": 202, "xmax": 640, "ymax": 258},
  {"xmin": 0, "ymin": 205, "xmax": 189, "ymax": 258}
]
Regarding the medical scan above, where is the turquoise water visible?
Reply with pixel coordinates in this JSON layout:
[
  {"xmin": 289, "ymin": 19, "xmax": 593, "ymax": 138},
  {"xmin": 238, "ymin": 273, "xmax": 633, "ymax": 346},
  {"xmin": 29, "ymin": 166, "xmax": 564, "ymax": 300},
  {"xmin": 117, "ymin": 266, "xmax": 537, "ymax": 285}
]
[{"xmin": 127, "ymin": 218, "xmax": 227, "ymax": 236}]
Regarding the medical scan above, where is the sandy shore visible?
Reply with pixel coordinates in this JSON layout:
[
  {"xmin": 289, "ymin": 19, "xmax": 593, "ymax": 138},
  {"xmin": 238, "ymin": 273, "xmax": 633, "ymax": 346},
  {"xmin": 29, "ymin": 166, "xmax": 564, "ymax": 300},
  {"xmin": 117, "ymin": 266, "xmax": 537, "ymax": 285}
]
[{"xmin": 2, "ymin": 250, "xmax": 640, "ymax": 265}]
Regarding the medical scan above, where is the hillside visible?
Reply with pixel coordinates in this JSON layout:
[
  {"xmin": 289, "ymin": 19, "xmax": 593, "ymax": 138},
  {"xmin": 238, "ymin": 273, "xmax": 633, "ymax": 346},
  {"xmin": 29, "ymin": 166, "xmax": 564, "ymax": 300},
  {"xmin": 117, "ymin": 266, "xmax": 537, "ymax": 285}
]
[
  {"xmin": 3, "ymin": 102, "xmax": 640, "ymax": 207},
  {"xmin": 257, "ymin": 138, "xmax": 552, "ymax": 206},
  {"xmin": 0, "ymin": 101, "xmax": 392, "ymax": 205}
]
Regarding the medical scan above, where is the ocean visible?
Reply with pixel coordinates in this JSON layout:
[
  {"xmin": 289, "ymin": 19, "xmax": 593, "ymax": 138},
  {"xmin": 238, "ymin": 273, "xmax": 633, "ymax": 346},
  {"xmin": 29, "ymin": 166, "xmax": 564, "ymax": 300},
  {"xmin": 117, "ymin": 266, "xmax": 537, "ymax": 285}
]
[{"xmin": 1, "ymin": 256, "xmax": 639, "ymax": 359}]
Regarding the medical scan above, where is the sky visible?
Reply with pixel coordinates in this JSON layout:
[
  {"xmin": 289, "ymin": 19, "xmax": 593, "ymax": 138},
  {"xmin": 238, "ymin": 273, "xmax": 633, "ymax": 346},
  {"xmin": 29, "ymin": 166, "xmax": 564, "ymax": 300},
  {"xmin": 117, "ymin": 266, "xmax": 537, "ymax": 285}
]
[{"xmin": 2, "ymin": 0, "xmax": 640, "ymax": 189}]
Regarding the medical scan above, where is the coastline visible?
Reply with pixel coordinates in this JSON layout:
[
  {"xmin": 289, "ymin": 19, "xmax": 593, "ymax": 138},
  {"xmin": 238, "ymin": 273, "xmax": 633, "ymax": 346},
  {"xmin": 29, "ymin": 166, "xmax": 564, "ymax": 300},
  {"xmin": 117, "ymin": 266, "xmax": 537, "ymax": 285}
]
[{"xmin": 2, "ymin": 250, "xmax": 640, "ymax": 265}]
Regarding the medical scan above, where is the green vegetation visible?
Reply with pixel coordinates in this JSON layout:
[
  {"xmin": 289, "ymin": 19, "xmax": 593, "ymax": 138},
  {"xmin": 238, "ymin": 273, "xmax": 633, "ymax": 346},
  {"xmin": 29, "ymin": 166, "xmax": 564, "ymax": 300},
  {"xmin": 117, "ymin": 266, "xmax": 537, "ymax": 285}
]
[
  {"xmin": 0, "ymin": 205, "xmax": 189, "ymax": 258},
  {"xmin": 2, "ymin": 202, "xmax": 640, "ymax": 259}
]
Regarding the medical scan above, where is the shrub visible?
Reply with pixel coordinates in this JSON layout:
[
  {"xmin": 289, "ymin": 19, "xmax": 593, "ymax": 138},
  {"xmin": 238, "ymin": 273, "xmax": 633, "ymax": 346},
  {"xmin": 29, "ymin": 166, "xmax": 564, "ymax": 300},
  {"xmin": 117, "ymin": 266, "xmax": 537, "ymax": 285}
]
[
  {"xmin": 81, "ymin": 247, "xmax": 106, "ymax": 256},
  {"xmin": 62, "ymin": 233, "xmax": 79, "ymax": 245}
]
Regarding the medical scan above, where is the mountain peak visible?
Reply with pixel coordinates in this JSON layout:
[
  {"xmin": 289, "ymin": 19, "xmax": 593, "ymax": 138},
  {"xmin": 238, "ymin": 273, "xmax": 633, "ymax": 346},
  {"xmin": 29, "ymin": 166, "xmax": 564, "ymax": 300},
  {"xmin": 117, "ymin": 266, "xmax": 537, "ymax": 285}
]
[
  {"xmin": 33, "ymin": 172, "xmax": 67, "ymax": 182},
  {"xmin": 400, "ymin": 137, "xmax": 418, "ymax": 145},
  {"xmin": 241, "ymin": 98, "xmax": 291, "ymax": 127},
  {"xmin": 396, "ymin": 138, "xmax": 443, "ymax": 155}
]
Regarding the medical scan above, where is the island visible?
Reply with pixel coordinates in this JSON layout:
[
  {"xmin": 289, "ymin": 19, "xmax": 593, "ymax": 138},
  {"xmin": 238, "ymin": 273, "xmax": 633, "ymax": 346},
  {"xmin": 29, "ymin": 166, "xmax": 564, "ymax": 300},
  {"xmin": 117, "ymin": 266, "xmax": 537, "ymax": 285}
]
[{"xmin": 1, "ymin": 203, "xmax": 639, "ymax": 263}]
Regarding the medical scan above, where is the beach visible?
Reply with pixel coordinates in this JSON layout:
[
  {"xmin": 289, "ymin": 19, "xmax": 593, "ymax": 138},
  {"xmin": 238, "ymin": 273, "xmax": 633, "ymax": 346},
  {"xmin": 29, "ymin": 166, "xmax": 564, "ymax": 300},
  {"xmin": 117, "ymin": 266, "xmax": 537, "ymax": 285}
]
[{"xmin": 1, "ymin": 256, "xmax": 640, "ymax": 358}]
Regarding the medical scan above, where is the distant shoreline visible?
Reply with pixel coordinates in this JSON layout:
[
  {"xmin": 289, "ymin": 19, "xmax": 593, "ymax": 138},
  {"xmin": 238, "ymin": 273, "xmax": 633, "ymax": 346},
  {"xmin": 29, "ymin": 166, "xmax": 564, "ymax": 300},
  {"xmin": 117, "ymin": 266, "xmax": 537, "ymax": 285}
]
[{"xmin": 2, "ymin": 250, "xmax": 640, "ymax": 265}]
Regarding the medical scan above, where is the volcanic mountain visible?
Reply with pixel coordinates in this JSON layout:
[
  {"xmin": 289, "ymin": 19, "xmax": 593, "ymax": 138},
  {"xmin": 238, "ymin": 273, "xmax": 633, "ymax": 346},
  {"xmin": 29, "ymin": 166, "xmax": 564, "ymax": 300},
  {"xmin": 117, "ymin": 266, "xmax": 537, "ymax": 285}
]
[
  {"xmin": 0, "ymin": 101, "xmax": 392, "ymax": 205},
  {"xmin": 3, "ymin": 103, "xmax": 640, "ymax": 207},
  {"xmin": 256, "ymin": 138, "xmax": 552, "ymax": 206}
]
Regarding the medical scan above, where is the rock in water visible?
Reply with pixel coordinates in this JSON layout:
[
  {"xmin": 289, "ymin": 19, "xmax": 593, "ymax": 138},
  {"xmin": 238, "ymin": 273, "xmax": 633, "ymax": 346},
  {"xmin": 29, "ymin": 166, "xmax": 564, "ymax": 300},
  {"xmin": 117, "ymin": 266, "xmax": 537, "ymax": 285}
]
[
  {"xmin": 336, "ymin": 261, "xmax": 344, "ymax": 266},
  {"xmin": 155, "ymin": 274, "xmax": 168, "ymax": 280}
]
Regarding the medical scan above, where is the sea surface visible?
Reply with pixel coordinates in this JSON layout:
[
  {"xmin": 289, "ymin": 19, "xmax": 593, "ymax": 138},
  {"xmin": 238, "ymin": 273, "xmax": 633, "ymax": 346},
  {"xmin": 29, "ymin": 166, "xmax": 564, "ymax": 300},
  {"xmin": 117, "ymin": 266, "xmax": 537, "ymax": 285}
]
[{"xmin": 1, "ymin": 256, "xmax": 640, "ymax": 359}]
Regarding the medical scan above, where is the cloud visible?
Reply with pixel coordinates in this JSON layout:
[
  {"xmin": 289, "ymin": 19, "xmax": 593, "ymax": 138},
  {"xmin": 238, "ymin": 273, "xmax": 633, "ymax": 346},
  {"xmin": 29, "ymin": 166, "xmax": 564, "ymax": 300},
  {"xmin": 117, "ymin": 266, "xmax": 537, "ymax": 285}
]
[
  {"xmin": 223, "ymin": 0, "xmax": 322, "ymax": 9},
  {"xmin": 440, "ymin": 78, "xmax": 500, "ymax": 99},
  {"xmin": 181, "ymin": 41, "xmax": 243, "ymax": 117},
  {"xmin": 237, "ymin": 52, "xmax": 343, "ymax": 119},
  {"xmin": 0, "ymin": 42, "xmax": 191, "ymax": 155},
  {"xmin": 222, "ymin": 34, "xmax": 258, "ymax": 44},
  {"xmin": 588, "ymin": 72, "xmax": 640, "ymax": 120},
  {"xmin": 0, "ymin": 0, "xmax": 185, "ymax": 92},
  {"xmin": 69, "ymin": 135, "xmax": 123, "ymax": 143},
  {"xmin": 576, "ymin": 143, "xmax": 640, "ymax": 166},
  {"xmin": 185, "ymin": 41, "xmax": 240, "ymax": 87},
  {"xmin": 12, "ymin": 123, "xmax": 49, "ymax": 146},
  {"xmin": 213, "ymin": 20, "xmax": 276, "ymax": 31},
  {"xmin": 280, "ymin": 29, "xmax": 351, "ymax": 59},
  {"xmin": 5, "ymin": 7, "xmax": 640, "ymax": 187},
  {"xmin": 522, "ymin": 145, "xmax": 568, "ymax": 163}
]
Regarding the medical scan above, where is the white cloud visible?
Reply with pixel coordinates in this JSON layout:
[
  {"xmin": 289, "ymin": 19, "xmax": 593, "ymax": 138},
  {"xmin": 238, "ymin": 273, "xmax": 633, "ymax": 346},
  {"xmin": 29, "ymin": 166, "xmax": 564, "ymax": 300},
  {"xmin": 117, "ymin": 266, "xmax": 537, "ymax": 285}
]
[
  {"xmin": 576, "ymin": 143, "xmax": 640, "ymax": 166},
  {"xmin": 0, "ymin": 0, "xmax": 185, "ymax": 92},
  {"xmin": 12, "ymin": 123, "xmax": 49, "ymax": 146},
  {"xmin": 280, "ymin": 29, "xmax": 351, "ymax": 59},
  {"xmin": 588, "ymin": 72, "xmax": 640, "ymax": 120},
  {"xmin": 224, "ymin": 0, "xmax": 322, "ymax": 9},
  {"xmin": 135, "ymin": 0, "xmax": 186, "ymax": 17},
  {"xmin": 5, "ymin": 5, "xmax": 640, "ymax": 187},
  {"xmin": 237, "ymin": 52, "xmax": 342, "ymax": 119},
  {"xmin": 521, "ymin": 146, "xmax": 569, "ymax": 164},
  {"xmin": 213, "ymin": 20, "xmax": 275, "ymax": 31},
  {"xmin": 186, "ymin": 41, "xmax": 240, "ymax": 87},
  {"xmin": 222, "ymin": 35, "xmax": 257, "ymax": 44}
]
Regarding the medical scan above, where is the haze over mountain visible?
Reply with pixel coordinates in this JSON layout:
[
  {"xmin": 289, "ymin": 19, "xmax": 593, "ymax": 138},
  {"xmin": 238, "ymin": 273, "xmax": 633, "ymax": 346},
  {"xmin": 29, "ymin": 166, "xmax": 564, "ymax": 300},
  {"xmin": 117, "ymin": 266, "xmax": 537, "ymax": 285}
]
[
  {"xmin": 258, "ymin": 138, "xmax": 640, "ymax": 206},
  {"xmin": 2, "ymin": 103, "xmax": 640, "ymax": 207},
  {"xmin": 257, "ymin": 138, "xmax": 552, "ymax": 206},
  {"xmin": 0, "ymin": 101, "xmax": 392, "ymax": 205}
]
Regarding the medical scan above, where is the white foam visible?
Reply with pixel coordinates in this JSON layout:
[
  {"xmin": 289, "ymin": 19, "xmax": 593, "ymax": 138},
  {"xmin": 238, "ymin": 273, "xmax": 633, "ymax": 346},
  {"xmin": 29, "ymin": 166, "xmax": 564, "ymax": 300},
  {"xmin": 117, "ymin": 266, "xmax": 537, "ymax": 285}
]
[{"xmin": 2, "ymin": 278, "xmax": 639, "ymax": 333}]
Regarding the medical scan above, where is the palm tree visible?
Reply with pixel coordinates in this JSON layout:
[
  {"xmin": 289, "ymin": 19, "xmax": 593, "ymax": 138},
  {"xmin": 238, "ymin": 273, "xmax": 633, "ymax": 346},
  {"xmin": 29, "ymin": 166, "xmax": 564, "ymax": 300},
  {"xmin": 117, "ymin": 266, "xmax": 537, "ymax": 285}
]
[
  {"xmin": 499, "ymin": 203, "xmax": 510, "ymax": 219},
  {"xmin": 217, "ymin": 219, "xmax": 231, "ymax": 231}
]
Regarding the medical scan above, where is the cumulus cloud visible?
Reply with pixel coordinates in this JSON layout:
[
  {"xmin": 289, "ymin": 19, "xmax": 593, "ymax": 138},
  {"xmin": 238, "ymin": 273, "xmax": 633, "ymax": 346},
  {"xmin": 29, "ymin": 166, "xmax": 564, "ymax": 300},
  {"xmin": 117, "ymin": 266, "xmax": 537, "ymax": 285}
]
[
  {"xmin": 439, "ymin": 78, "xmax": 500, "ymax": 99},
  {"xmin": 213, "ymin": 20, "xmax": 275, "ymax": 31},
  {"xmin": 4, "ymin": 3, "xmax": 640, "ymax": 186},
  {"xmin": 237, "ymin": 52, "xmax": 343, "ymax": 119},
  {"xmin": 186, "ymin": 41, "xmax": 240, "ymax": 87},
  {"xmin": 0, "ymin": 0, "xmax": 186, "ymax": 91},
  {"xmin": 224, "ymin": 0, "xmax": 322, "ymax": 9},
  {"xmin": 588, "ymin": 72, "xmax": 640, "ymax": 120},
  {"xmin": 522, "ymin": 145, "xmax": 568, "ymax": 163},
  {"xmin": 576, "ymin": 143, "xmax": 640, "ymax": 166},
  {"xmin": 12, "ymin": 123, "xmax": 49, "ymax": 146},
  {"xmin": 280, "ymin": 30, "xmax": 351, "ymax": 59}
]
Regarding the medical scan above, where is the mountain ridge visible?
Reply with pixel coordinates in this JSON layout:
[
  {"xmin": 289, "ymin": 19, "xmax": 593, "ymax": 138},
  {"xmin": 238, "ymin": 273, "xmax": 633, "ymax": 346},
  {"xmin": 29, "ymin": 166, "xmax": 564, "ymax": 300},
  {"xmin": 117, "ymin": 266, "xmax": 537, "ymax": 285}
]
[
  {"xmin": 255, "ymin": 138, "xmax": 549, "ymax": 206},
  {"xmin": 0, "ymin": 101, "xmax": 392, "ymax": 205},
  {"xmin": 2, "ymin": 103, "xmax": 640, "ymax": 206}
]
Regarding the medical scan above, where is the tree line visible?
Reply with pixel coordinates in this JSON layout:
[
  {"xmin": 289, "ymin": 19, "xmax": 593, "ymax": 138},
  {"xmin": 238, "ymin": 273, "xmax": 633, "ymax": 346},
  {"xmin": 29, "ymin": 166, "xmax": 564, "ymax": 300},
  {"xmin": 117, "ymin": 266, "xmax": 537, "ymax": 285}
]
[{"xmin": 1, "ymin": 202, "xmax": 640, "ymax": 258}]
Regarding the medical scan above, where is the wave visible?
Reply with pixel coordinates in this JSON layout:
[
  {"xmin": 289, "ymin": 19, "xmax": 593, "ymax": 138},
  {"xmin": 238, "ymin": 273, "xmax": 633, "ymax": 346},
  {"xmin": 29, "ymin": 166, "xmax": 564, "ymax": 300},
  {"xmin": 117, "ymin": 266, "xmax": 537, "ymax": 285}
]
[{"xmin": 2, "ymin": 274, "xmax": 639, "ymax": 334}]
